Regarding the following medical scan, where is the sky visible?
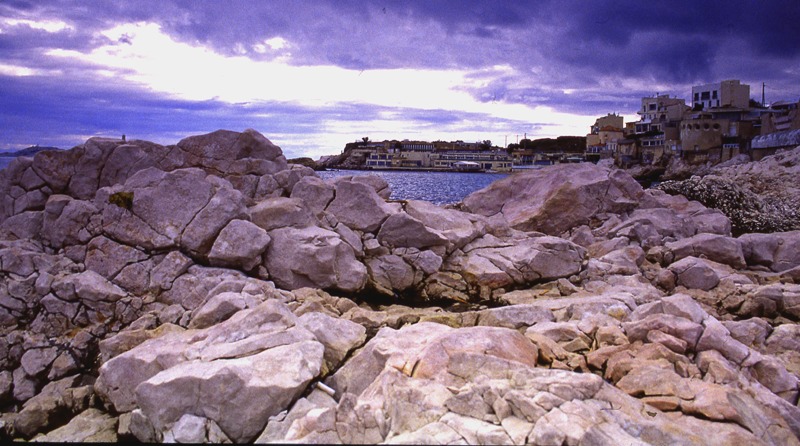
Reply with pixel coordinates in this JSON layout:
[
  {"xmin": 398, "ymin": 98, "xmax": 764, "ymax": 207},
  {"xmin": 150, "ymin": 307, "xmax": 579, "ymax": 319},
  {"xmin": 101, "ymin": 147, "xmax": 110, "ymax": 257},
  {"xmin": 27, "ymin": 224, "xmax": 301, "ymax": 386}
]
[{"xmin": 1, "ymin": 1, "xmax": 799, "ymax": 159}]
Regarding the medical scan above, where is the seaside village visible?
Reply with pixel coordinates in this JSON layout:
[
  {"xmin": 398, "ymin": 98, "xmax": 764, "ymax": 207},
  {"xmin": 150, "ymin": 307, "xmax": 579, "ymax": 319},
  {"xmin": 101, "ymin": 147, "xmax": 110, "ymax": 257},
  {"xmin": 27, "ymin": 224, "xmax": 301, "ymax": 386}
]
[{"xmin": 322, "ymin": 79, "xmax": 800, "ymax": 172}]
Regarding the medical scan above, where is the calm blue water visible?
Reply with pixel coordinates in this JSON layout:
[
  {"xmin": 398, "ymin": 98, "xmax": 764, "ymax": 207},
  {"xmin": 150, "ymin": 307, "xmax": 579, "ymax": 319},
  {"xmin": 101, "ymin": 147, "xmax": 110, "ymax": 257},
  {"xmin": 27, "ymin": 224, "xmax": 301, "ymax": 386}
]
[
  {"xmin": 317, "ymin": 170, "xmax": 509, "ymax": 205},
  {"xmin": 0, "ymin": 157, "xmax": 14, "ymax": 171}
]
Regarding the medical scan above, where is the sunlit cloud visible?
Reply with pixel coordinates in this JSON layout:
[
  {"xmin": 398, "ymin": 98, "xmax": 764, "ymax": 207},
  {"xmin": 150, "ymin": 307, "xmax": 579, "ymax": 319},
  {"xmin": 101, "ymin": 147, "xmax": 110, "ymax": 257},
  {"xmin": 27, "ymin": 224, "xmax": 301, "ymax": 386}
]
[
  {"xmin": 41, "ymin": 20, "xmax": 595, "ymax": 149},
  {"xmin": 0, "ymin": 18, "xmax": 73, "ymax": 33}
]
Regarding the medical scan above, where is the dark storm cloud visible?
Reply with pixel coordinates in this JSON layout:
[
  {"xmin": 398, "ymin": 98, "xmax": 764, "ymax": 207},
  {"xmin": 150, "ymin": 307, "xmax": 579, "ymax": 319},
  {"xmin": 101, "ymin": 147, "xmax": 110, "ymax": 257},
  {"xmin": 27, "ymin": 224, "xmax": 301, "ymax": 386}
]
[{"xmin": 1, "ymin": 0, "xmax": 799, "ymax": 154}]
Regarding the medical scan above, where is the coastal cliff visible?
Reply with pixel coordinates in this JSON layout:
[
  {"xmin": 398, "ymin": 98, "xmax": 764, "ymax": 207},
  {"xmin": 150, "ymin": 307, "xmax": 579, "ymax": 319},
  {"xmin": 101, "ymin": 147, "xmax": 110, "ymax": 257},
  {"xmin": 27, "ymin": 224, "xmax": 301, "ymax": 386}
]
[{"xmin": 0, "ymin": 129, "xmax": 799, "ymax": 444}]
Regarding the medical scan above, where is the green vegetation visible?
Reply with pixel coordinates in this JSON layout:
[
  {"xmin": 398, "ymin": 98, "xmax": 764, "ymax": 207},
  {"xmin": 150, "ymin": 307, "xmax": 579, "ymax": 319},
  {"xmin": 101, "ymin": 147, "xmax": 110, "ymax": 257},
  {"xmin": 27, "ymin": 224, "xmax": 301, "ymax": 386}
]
[
  {"xmin": 507, "ymin": 136, "xmax": 587, "ymax": 153},
  {"xmin": 108, "ymin": 191, "xmax": 134, "ymax": 210}
]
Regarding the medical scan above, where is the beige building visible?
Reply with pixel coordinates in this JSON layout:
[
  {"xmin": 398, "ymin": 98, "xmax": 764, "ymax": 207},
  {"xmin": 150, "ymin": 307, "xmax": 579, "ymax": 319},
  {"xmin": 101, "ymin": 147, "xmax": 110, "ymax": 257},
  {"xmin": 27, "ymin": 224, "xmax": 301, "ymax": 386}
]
[
  {"xmin": 590, "ymin": 113, "xmax": 624, "ymax": 134},
  {"xmin": 692, "ymin": 79, "xmax": 750, "ymax": 110},
  {"xmin": 635, "ymin": 95, "xmax": 687, "ymax": 133},
  {"xmin": 679, "ymin": 115, "xmax": 729, "ymax": 163}
]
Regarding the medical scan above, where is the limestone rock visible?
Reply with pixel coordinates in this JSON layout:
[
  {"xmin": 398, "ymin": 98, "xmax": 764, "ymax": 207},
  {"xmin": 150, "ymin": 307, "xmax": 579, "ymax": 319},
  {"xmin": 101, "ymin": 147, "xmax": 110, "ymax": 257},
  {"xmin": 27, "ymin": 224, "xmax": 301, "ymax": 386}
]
[
  {"xmin": 95, "ymin": 300, "xmax": 342, "ymax": 443},
  {"xmin": 739, "ymin": 231, "xmax": 800, "ymax": 272},
  {"xmin": 463, "ymin": 163, "xmax": 643, "ymax": 235},
  {"xmin": 266, "ymin": 226, "xmax": 367, "ymax": 293},
  {"xmin": 249, "ymin": 196, "xmax": 315, "ymax": 231},
  {"xmin": 665, "ymin": 233, "xmax": 746, "ymax": 269},
  {"xmin": 377, "ymin": 212, "xmax": 448, "ymax": 249},
  {"xmin": 668, "ymin": 256, "xmax": 721, "ymax": 291},
  {"xmin": 208, "ymin": 219, "xmax": 271, "ymax": 271},
  {"xmin": 32, "ymin": 408, "xmax": 117, "ymax": 443},
  {"xmin": 325, "ymin": 180, "xmax": 397, "ymax": 232}
]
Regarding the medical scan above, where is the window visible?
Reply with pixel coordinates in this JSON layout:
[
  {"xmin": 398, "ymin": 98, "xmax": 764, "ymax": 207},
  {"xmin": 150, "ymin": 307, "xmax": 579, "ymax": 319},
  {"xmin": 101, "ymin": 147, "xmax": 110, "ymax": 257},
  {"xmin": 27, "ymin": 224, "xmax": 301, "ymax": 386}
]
[
  {"xmin": 712, "ymin": 91, "xmax": 718, "ymax": 99},
  {"xmin": 649, "ymin": 103, "xmax": 656, "ymax": 111},
  {"xmin": 701, "ymin": 91, "xmax": 710, "ymax": 100}
]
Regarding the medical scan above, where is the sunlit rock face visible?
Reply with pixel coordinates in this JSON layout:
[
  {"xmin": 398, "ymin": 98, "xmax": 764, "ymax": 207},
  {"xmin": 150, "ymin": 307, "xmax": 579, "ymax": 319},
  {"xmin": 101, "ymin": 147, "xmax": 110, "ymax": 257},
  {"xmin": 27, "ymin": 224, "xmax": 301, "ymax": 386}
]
[
  {"xmin": 462, "ymin": 162, "xmax": 644, "ymax": 236},
  {"xmin": 0, "ymin": 131, "xmax": 799, "ymax": 444}
]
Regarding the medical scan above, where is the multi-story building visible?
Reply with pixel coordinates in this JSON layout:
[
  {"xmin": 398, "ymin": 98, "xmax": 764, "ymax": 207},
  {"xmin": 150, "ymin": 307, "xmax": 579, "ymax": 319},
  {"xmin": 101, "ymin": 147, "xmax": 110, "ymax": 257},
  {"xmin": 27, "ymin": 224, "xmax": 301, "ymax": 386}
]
[
  {"xmin": 585, "ymin": 113, "xmax": 624, "ymax": 162},
  {"xmin": 692, "ymin": 79, "xmax": 750, "ymax": 110},
  {"xmin": 635, "ymin": 95, "xmax": 687, "ymax": 133},
  {"xmin": 589, "ymin": 113, "xmax": 624, "ymax": 135}
]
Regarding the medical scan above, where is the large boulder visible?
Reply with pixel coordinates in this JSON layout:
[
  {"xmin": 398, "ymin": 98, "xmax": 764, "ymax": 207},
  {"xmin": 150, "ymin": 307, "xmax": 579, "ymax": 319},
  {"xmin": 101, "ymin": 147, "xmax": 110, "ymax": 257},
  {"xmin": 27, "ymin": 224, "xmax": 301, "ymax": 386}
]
[
  {"xmin": 176, "ymin": 128, "xmax": 287, "ymax": 176},
  {"xmin": 97, "ymin": 167, "xmax": 247, "ymax": 256},
  {"xmin": 463, "ymin": 163, "xmax": 643, "ymax": 235},
  {"xmin": 445, "ymin": 234, "xmax": 586, "ymax": 291},
  {"xmin": 739, "ymin": 231, "xmax": 800, "ymax": 272},
  {"xmin": 265, "ymin": 226, "xmax": 367, "ymax": 293},
  {"xmin": 325, "ymin": 180, "xmax": 398, "ymax": 232},
  {"xmin": 665, "ymin": 233, "xmax": 746, "ymax": 269}
]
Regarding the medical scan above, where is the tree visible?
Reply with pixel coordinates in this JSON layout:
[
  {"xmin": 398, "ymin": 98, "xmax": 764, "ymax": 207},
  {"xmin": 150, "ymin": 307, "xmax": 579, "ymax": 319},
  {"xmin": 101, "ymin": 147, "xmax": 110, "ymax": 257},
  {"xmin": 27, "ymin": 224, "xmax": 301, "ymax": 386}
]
[{"xmin": 362, "ymin": 137, "xmax": 370, "ymax": 144}]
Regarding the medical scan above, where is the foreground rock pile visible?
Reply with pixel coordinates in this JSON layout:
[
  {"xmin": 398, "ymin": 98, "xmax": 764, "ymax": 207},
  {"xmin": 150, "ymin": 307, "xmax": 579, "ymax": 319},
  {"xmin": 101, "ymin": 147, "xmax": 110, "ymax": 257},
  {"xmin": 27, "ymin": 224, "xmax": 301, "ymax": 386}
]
[{"xmin": 0, "ymin": 129, "xmax": 798, "ymax": 444}]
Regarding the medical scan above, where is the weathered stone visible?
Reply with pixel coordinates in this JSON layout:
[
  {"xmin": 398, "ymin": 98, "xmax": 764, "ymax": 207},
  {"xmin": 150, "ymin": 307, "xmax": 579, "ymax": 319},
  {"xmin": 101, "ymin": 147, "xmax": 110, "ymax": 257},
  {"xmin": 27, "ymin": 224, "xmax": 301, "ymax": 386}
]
[
  {"xmin": 32, "ymin": 408, "xmax": 117, "ymax": 443},
  {"xmin": 739, "ymin": 231, "xmax": 800, "ymax": 272},
  {"xmin": 325, "ymin": 180, "xmax": 397, "ymax": 232},
  {"xmin": 668, "ymin": 256, "xmax": 721, "ymax": 291},
  {"xmin": 666, "ymin": 233, "xmax": 746, "ymax": 269},
  {"xmin": 266, "ymin": 226, "xmax": 367, "ymax": 293},
  {"xmin": 463, "ymin": 163, "xmax": 643, "ymax": 235},
  {"xmin": 249, "ymin": 196, "xmax": 315, "ymax": 231},
  {"xmin": 377, "ymin": 212, "xmax": 448, "ymax": 249},
  {"xmin": 208, "ymin": 219, "xmax": 271, "ymax": 271},
  {"xmin": 289, "ymin": 176, "xmax": 335, "ymax": 216}
]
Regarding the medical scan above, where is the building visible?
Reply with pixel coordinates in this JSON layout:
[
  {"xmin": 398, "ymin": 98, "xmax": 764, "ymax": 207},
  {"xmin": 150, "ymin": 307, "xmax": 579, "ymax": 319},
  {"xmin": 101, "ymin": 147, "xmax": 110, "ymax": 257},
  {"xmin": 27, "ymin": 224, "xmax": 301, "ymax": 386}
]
[
  {"xmin": 679, "ymin": 113, "xmax": 730, "ymax": 163},
  {"xmin": 751, "ymin": 129, "xmax": 800, "ymax": 160},
  {"xmin": 585, "ymin": 113, "xmax": 624, "ymax": 162},
  {"xmin": 432, "ymin": 151, "xmax": 512, "ymax": 172},
  {"xmin": 760, "ymin": 99, "xmax": 800, "ymax": 134},
  {"xmin": 692, "ymin": 79, "xmax": 750, "ymax": 110},
  {"xmin": 590, "ymin": 113, "xmax": 624, "ymax": 134},
  {"xmin": 635, "ymin": 95, "xmax": 687, "ymax": 133}
]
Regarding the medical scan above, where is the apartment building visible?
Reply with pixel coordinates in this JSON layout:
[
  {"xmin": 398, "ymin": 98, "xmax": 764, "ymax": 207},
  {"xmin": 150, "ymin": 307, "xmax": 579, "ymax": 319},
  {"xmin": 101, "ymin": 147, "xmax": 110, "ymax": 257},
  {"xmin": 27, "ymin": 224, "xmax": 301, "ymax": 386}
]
[
  {"xmin": 692, "ymin": 79, "xmax": 750, "ymax": 110},
  {"xmin": 635, "ymin": 95, "xmax": 687, "ymax": 133}
]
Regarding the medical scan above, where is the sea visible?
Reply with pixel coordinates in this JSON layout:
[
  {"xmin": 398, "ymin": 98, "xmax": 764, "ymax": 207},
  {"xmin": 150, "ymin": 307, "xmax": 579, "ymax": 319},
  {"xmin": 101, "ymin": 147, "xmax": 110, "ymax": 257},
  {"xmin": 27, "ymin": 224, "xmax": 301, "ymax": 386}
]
[
  {"xmin": 318, "ymin": 169, "xmax": 509, "ymax": 205},
  {"xmin": 0, "ymin": 157, "xmax": 14, "ymax": 171},
  {"xmin": 0, "ymin": 157, "xmax": 509, "ymax": 205}
]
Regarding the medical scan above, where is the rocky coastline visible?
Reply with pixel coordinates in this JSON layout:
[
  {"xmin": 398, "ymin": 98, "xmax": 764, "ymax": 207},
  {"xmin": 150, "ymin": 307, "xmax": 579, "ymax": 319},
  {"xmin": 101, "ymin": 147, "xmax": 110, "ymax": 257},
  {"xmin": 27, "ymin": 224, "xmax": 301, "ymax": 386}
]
[{"xmin": 0, "ymin": 128, "xmax": 798, "ymax": 443}]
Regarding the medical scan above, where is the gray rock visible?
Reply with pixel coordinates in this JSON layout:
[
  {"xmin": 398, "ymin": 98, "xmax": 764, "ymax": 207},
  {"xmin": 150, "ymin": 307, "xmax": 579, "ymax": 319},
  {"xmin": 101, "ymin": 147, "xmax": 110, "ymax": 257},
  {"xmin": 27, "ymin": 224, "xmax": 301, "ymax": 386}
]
[
  {"xmin": 249, "ymin": 196, "xmax": 315, "ymax": 231},
  {"xmin": 377, "ymin": 212, "xmax": 448, "ymax": 249},
  {"xmin": 666, "ymin": 233, "xmax": 746, "ymax": 269},
  {"xmin": 668, "ymin": 256, "xmax": 721, "ymax": 291},
  {"xmin": 463, "ymin": 163, "xmax": 643, "ymax": 235},
  {"xmin": 290, "ymin": 176, "xmax": 335, "ymax": 216},
  {"xmin": 266, "ymin": 226, "xmax": 367, "ymax": 293},
  {"xmin": 325, "ymin": 180, "xmax": 397, "ymax": 232},
  {"xmin": 32, "ymin": 408, "xmax": 117, "ymax": 443},
  {"xmin": 208, "ymin": 219, "xmax": 271, "ymax": 271}
]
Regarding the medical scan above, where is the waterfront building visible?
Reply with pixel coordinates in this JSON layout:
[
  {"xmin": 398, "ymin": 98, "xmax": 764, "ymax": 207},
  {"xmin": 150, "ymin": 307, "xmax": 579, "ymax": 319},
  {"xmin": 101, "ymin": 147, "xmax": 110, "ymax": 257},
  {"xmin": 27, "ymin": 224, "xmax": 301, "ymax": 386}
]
[{"xmin": 432, "ymin": 151, "xmax": 512, "ymax": 172}]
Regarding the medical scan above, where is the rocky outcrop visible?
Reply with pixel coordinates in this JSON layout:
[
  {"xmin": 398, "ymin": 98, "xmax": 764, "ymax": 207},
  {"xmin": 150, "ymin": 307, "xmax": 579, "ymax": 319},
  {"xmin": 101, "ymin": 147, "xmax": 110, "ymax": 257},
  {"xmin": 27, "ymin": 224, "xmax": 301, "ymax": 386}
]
[
  {"xmin": 462, "ymin": 163, "xmax": 643, "ymax": 236},
  {"xmin": 656, "ymin": 146, "xmax": 800, "ymax": 234},
  {"xmin": 0, "ymin": 130, "xmax": 799, "ymax": 444}
]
